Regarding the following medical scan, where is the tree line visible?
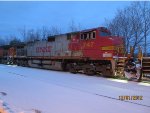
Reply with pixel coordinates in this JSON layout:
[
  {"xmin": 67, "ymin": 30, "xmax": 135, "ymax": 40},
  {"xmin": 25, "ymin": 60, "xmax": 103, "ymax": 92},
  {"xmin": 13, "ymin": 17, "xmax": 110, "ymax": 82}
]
[
  {"xmin": 106, "ymin": 1, "xmax": 150, "ymax": 56},
  {"xmin": 0, "ymin": 26, "xmax": 61, "ymax": 46},
  {"xmin": 0, "ymin": 20, "xmax": 82, "ymax": 46}
]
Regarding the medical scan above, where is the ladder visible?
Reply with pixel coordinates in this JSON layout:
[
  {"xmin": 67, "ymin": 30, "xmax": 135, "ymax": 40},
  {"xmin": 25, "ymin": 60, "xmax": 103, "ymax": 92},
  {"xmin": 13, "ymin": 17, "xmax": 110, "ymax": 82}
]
[
  {"xmin": 142, "ymin": 57, "xmax": 150, "ymax": 77},
  {"xmin": 115, "ymin": 57, "xmax": 126, "ymax": 76}
]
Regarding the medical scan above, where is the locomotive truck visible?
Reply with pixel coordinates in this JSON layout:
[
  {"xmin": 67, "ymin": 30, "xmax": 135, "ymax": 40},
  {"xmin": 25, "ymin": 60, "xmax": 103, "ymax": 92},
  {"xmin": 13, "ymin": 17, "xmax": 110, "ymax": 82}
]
[{"xmin": 0, "ymin": 27, "xmax": 125, "ymax": 76}]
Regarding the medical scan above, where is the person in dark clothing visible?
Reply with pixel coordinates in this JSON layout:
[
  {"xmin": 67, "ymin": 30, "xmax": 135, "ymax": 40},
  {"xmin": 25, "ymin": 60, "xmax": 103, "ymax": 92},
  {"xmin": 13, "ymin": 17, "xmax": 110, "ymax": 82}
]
[
  {"xmin": 125, "ymin": 58, "xmax": 137, "ymax": 74},
  {"xmin": 124, "ymin": 58, "xmax": 137, "ymax": 79},
  {"xmin": 135, "ymin": 59, "xmax": 142, "ymax": 82}
]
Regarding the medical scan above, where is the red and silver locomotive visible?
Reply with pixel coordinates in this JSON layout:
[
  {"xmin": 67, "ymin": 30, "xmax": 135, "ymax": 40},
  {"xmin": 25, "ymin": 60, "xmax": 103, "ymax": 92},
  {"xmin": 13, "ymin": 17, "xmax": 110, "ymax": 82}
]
[{"xmin": 0, "ymin": 27, "xmax": 124, "ymax": 76}]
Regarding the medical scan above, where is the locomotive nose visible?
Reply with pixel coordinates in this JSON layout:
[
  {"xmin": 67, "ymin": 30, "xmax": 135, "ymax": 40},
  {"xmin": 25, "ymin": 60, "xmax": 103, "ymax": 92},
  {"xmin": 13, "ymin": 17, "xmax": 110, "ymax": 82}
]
[
  {"xmin": 111, "ymin": 36, "xmax": 123, "ymax": 45},
  {"xmin": 111, "ymin": 36, "xmax": 124, "ymax": 57}
]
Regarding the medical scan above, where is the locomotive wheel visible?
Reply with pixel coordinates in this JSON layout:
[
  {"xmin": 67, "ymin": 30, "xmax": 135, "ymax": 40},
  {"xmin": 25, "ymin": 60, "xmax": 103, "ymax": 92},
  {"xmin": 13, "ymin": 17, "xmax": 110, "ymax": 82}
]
[
  {"xmin": 61, "ymin": 63, "xmax": 67, "ymax": 71},
  {"xmin": 83, "ymin": 68, "xmax": 95, "ymax": 75},
  {"xmin": 101, "ymin": 65, "xmax": 113, "ymax": 77},
  {"xmin": 104, "ymin": 70, "xmax": 113, "ymax": 77},
  {"xmin": 69, "ymin": 67, "xmax": 77, "ymax": 74},
  {"xmin": 69, "ymin": 64, "xmax": 77, "ymax": 74}
]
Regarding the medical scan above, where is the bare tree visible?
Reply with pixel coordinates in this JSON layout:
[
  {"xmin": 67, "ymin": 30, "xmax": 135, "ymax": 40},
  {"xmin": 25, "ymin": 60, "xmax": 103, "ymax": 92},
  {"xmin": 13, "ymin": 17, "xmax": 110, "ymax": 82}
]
[
  {"xmin": 106, "ymin": 1, "xmax": 150, "ymax": 56},
  {"xmin": 50, "ymin": 26, "xmax": 61, "ymax": 36},
  {"xmin": 69, "ymin": 20, "xmax": 78, "ymax": 32},
  {"xmin": 19, "ymin": 26, "xmax": 27, "ymax": 42},
  {"xmin": 35, "ymin": 29, "xmax": 41, "ymax": 41},
  {"xmin": 140, "ymin": 1, "xmax": 150, "ymax": 56},
  {"xmin": 26, "ymin": 29, "xmax": 41, "ymax": 42},
  {"xmin": 41, "ymin": 26, "xmax": 50, "ymax": 40},
  {"xmin": 107, "ymin": 8, "xmax": 133, "ymax": 54},
  {"xmin": 19, "ymin": 25, "xmax": 62, "ymax": 43},
  {"xmin": 128, "ymin": 2, "xmax": 144, "ymax": 54},
  {"xmin": 0, "ymin": 38, "xmax": 5, "ymax": 46},
  {"xmin": 3, "ymin": 36, "xmax": 13, "ymax": 45},
  {"xmin": 9, "ymin": 35, "xmax": 21, "ymax": 46},
  {"xmin": 68, "ymin": 20, "xmax": 83, "ymax": 32}
]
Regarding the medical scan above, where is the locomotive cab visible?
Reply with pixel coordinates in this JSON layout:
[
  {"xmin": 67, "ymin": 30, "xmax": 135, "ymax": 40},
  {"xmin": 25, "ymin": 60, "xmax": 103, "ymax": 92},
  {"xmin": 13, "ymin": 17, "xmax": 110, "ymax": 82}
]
[
  {"xmin": 68, "ymin": 27, "xmax": 124, "ymax": 76},
  {"xmin": 77, "ymin": 27, "xmax": 124, "ymax": 60}
]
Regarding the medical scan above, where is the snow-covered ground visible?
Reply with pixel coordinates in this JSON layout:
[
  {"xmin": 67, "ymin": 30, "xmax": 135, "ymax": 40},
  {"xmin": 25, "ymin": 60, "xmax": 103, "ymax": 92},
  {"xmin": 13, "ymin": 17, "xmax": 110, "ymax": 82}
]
[{"xmin": 0, "ymin": 64, "xmax": 150, "ymax": 113}]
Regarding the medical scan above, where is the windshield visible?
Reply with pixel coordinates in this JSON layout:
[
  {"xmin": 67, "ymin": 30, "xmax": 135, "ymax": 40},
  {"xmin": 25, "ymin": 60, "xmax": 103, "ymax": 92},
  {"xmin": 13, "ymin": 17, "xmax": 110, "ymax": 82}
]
[{"xmin": 100, "ymin": 31, "xmax": 111, "ymax": 37}]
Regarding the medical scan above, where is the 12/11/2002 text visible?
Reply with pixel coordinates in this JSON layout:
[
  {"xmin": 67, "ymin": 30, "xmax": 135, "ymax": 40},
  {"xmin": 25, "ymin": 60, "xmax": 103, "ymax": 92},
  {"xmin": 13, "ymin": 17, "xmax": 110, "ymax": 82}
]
[{"xmin": 119, "ymin": 96, "xmax": 143, "ymax": 100}]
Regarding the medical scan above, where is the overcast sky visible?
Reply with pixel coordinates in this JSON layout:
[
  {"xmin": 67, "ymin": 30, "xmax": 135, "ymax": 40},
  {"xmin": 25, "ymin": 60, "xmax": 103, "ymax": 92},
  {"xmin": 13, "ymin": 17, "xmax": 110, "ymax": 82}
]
[{"xmin": 0, "ymin": 1, "xmax": 131, "ymax": 39}]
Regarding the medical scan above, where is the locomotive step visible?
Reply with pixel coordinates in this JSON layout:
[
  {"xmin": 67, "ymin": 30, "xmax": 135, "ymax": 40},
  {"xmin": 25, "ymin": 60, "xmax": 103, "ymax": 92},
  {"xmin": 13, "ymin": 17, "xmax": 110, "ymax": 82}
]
[
  {"xmin": 142, "ymin": 57, "xmax": 150, "ymax": 59},
  {"xmin": 142, "ymin": 57, "xmax": 150, "ymax": 74},
  {"xmin": 142, "ymin": 58, "xmax": 150, "ymax": 62},
  {"xmin": 115, "ymin": 66, "xmax": 124, "ymax": 69},
  {"xmin": 117, "ymin": 64, "xmax": 124, "ymax": 67},
  {"xmin": 142, "ymin": 70, "xmax": 150, "ymax": 74},
  {"xmin": 117, "ymin": 60, "xmax": 125, "ymax": 63},
  {"xmin": 142, "ymin": 66, "xmax": 150, "ymax": 68},
  {"xmin": 143, "ymin": 61, "xmax": 150, "ymax": 63}
]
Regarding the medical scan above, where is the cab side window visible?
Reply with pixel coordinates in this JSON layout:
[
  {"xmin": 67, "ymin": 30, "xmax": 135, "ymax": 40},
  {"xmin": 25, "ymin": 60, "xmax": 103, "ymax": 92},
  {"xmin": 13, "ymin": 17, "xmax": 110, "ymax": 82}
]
[
  {"xmin": 92, "ymin": 32, "xmax": 96, "ymax": 39},
  {"xmin": 80, "ymin": 31, "xmax": 96, "ymax": 40},
  {"xmin": 81, "ymin": 34, "xmax": 84, "ymax": 40},
  {"xmin": 84, "ymin": 34, "xmax": 87, "ymax": 40}
]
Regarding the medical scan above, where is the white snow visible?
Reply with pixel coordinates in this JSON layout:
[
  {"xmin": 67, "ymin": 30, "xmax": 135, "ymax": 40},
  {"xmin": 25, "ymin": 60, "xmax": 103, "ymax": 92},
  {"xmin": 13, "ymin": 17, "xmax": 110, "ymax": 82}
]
[{"xmin": 0, "ymin": 64, "xmax": 150, "ymax": 113}]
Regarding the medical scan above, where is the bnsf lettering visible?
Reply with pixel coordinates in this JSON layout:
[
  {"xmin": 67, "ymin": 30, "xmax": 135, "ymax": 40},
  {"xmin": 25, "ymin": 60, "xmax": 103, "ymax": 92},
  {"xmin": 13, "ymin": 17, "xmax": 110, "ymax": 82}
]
[{"xmin": 36, "ymin": 46, "xmax": 52, "ymax": 53}]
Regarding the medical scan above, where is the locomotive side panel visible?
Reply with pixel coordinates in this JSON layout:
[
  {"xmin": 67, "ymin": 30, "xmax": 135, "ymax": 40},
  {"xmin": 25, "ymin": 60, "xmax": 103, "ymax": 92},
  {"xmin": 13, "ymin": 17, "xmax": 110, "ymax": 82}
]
[
  {"xmin": 26, "ymin": 34, "xmax": 71, "ymax": 58},
  {"xmin": 54, "ymin": 34, "xmax": 71, "ymax": 57},
  {"xmin": 16, "ymin": 47, "xmax": 27, "ymax": 57},
  {"xmin": 27, "ymin": 41, "xmax": 54, "ymax": 57},
  {"xmin": 0, "ymin": 48, "xmax": 3, "ymax": 57},
  {"xmin": 79, "ymin": 29, "xmax": 102, "ymax": 59},
  {"xmin": 0, "ymin": 48, "xmax": 4, "ymax": 63}
]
